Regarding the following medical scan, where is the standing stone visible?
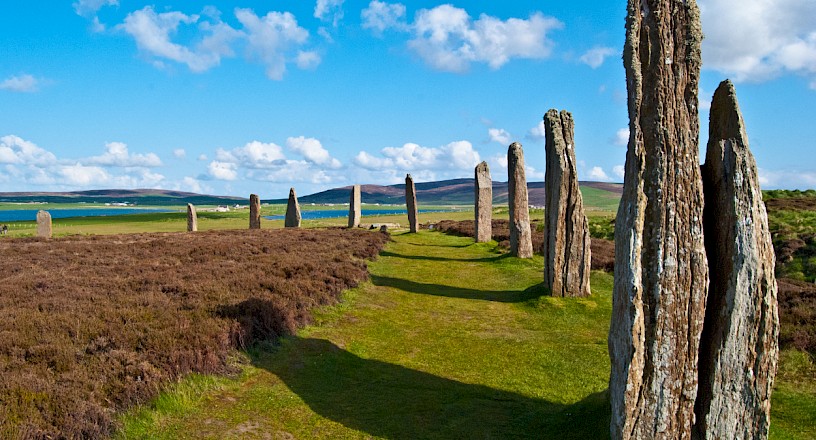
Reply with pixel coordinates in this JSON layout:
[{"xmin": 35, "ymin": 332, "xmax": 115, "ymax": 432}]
[
  {"xmin": 405, "ymin": 174, "xmax": 418, "ymax": 233},
  {"xmin": 187, "ymin": 203, "xmax": 198, "ymax": 232},
  {"xmin": 348, "ymin": 185, "xmax": 361, "ymax": 228},
  {"xmin": 36, "ymin": 210, "xmax": 52, "ymax": 239},
  {"xmin": 474, "ymin": 161, "xmax": 492, "ymax": 243},
  {"xmin": 543, "ymin": 109, "xmax": 591, "ymax": 297},
  {"xmin": 609, "ymin": 1, "xmax": 708, "ymax": 439},
  {"xmin": 694, "ymin": 80, "xmax": 779, "ymax": 440},
  {"xmin": 249, "ymin": 194, "xmax": 261, "ymax": 229},
  {"xmin": 507, "ymin": 142, "xmax": 533, "ymax": 258},
  {"xmin": 285, "ymin": 188, "xmax": 301, "ymax": 228}
]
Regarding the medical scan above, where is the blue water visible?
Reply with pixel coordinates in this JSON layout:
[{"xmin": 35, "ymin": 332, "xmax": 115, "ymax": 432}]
[
  {"xmin": 0, "ymin": 208, "xmax": 174, "ymax": 222},
  {"xmin": 264, "ymin": 208, "xmax": 456, "ymax": 221}
]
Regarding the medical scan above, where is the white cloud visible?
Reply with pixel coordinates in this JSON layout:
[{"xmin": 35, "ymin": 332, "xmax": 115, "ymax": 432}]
[
  {"xmin": 527, "ymin": 120, "xmax": 547, "ymax": 141},
  {"xmin": 443, "ymin": 141, "xmax": 481, "ymax": 169},
  {"xmin": 612, "ymin": 127, "xmax": 629, "ymax": 147},
  {"xmin": 216, "ymin": 140, "xmax": 286, "ymax": 168},
  {"xmin": 235, "ymin": 8, "xmax": 310, "ymax": 80},
  {"xmin": 0, "ymin": 135, "xmax": 58, "ymax": 166},
  {"xmin": 579, "ymin": 46, "xmax": 616, "ymax": 69},
  {"xmin": 0, "ymin": 74, "xmax": 40, "ymax": 93},
  {"xmin": 700, "ymin": 0, "xmax": 816, "ymax": 86},
  {"xmin": 254, "ymin": 160, "xmax": 334, "ymax": 184},
  {"xmin": 613, "ymin": 165, "xmax": 625, "ymax": 180},
  {"xmin": 586, "ymin": 166, "xmax": 611, "ymax": 182},
  {"xmin": 73, "ymin": 0, "xmax": 117, "ymax": 16},
  {"xmin": 758, "ymin": 168, "xmax": 816, "ymax": 189},
  {"xmin": 198, "ymin": 154, "xmax": 208, "ymax": 161},
  {"xmin": 173, "ymin": 148, "xmax": 186, "ymax": 158},
  {"xmin": 86, "ymin": 142, "xmax": 162, "ymax": 167},
  {"xmin": 361, "ymin": 1, "xmax": 407, "ymax": 35},
  {"xmin": 488, "ymin": 128, "xmax": 512, "ymax": 145},
  {"xmin": 296, "ymin": 51, "xmax": 322, "ymax": 70},
  {"xmin": 176, "ymin": 176, "xmax": 209, "ymax": 194},
  {"xmin": 285, "ymin": 136, "xmax": 341, "ymax": 168},
  {"xmin": 354, "ymin": 140, "xmax": 479, "ymax": 173},
  {"xmin": 314, "ymin": 0, "xmax": 344, "ymax": 25},
  {"xmin": 208, "ymin": 161, "xmax": 238, "ymax": 181}
]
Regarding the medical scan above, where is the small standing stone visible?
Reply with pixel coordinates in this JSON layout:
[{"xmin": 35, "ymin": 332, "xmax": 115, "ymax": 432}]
[
  {"xmin": 405, "ymin": 174, "xmax": 418, "ymax": 233},
  {"xmin": 695, "ymin": 80, "xmax": 779, "ymax": 440},
  {"xmin": 507, "ymin": 142, "xmax": 533, "ymax": 258},
  {"xmin": 543, "ymin": 109, "xmax": 591, "ymax": 297},
  {"xmin": 285, "ymin": 187, "xmax": 301, "ymax": 228},
  {"xmin": 349, "ymin": 184, "xmax": 361, "ymax": 228},
  {"xmin": 249, "ymin": 194, "xmax": 261, "ymax": 229},
  {"xmin": 36, "ymin": 210, "xmax": 52, "ymax": 239},
  {"xmin": 474, "ymin": 161, "xmax": 492, "ymax": 243},
  {"xmin": 187, "ymin": 203, "xmax": 198, "ymax": 232}
]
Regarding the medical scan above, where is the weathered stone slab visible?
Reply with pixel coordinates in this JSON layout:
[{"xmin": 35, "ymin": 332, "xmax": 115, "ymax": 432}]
[
  {"xmin": 249, "ymin": 194, "xmax": 261, "ymax": 229},
  {"xmin": 543, "ymin": 109, "xmax": 591, "ymax": 297},
  {"xmin": 36, "ymin": 210, "xmax": 52, "ymax": 239},
  {"xmin": 475, "ymin": 161, "xmax": 492, "ymax": 243},
  {"xmin": 187, "ymin": 203, "xmax": 198, "ymax": 232},
  {"xmin": 609, "ymin": 1, "xmax": 708, "ymax": 439},
  {"xmin": 694, "ymin": 80, "xmax": 779, "ymax": 440},
  {"xmin": 349, "ymin": 184, "xmax": 361, "ymax": 228},
  {"xmin": 285, "ymin": 188, "xmax": 301, "ymax": 228},
  {"xmin": 405, "ymin": 174, "xmax": 418, "ymax": 233},
  {"xmin": 507, "ymin": 142, "xmax": 533, "ymax": 258}
]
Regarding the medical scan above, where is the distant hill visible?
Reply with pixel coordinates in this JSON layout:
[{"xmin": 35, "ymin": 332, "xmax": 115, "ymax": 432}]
[{"xmin": 0, "ymin": 180, "xmax": 623, "ymax": 209}]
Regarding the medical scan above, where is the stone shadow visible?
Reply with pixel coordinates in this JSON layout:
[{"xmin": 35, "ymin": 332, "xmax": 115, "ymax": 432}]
[
  {"xmin": 370, "ymin": 275, "xmax": 546, "ymax": 303},
  {"xmin": 254, "ymin": 337, "xmax": 610, "ymax": 439}
]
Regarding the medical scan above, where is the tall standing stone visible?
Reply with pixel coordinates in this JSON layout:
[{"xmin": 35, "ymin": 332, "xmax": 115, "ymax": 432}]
[
  {"xmin": 187, "ymin": 203, "xmax": 198, "ymax": 232},
  {"xmin": 405, "ymin": 174, "xmax": 418, "ymax": 233},
  {"xmin": 475, "ymin": 161, "xmax": 492, "ymax": 243},
  {"xmin": 249, "ymin": 194, "xmax": 261, "ymax": 229},
  {"xmin": 609, "ymin": 1, "xmax": 708, "ymax": 439},
  {"xmin": 285, "ymin": 187, "xmax": 301, "ymax": 228},
  {"xmin": 36, "ymin": 210, "xmax": 52, "ymax": 239},
  {"xmin": 507, "ymin": 142, "xmax": 533, "ymax": 258},
  {"xmin": 543, "ymin": 109, "xmax": 591, "ymax": 297},
  {"xmin": 694, "ymin": 80, "xmax": 779, "ymax": 440},
  {"xmin": 348, "ymin": 184, "xmax": 361, "ymax": 228}
]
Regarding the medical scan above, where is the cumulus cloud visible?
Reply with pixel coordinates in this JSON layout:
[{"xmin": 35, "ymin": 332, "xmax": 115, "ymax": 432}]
[
  {"xmin": 488, "ymin": 128, "xmax": 512, "ymax": 145},
  {"xmin": 579, "ymin": 46, "xmax": 616, "ymax": 69},
  {"xmin": 215, "ymin": 140, "xmax": 286, "ymax": 168},
  {"xmin": 612, "ymin": 127, "xmax": 629, "ymax": 147},
  {"xmin": 613, "ymin": 165, "xmax": 625, "ymax": 180},
  {"xmin": 758, "ymin": 168, "xmax": 816, "ymax": 189},
  {"xmin": 361, "ymin": 1, "xmax": 407, "ymax": 35},
  {"xmin": 700, "ymin": 0, "xmax": 816, "ymax": 86},
  {"xmin": 362, "ymin": 3, "xmax": 562, "ymax": 72},
  {"xmin": 314, "ymin": 0, "xmax": 344, "ymax": 25},
  {"xmin": 73, "ymin": 0, "xmax": 117, "ymax": 16},
  {"xmin": 285, "ymin": 136, "xmax": 341, "ymax": 168},
  {"xmin": 354, "ymin": 140, "xmax": 480, "ymax": 173},
  {"xmin": 527, "ymin": 120, "xmax": 547, "ymax": 141},
  {"xmin": 296, "ymin": 51, "xmax": 322, "ymax": 70},
  {"xmin": 255, "ymin": 160, "xmax": 333, "ymax": 184},
  {"xmin": 176, "ymin": 176, "xmax": 209, "ymax": 194},
  {"xmin": 236, "ymin": 8, "xmax": 311, "ymax": 80},
  {"xmin": 0, "ymin": 135, "xmax": 58, "ymax": 166},
  {"xmin": 207, "ymin": 161, "xmax": 238, "ymax": 181},
  {"xmin": 0, "ymin": 74, "xmax": 40, "ymax": 93},
  {"xmin": 586, "ymin": 166, "xmax": 611, "ymax": 182},
  {"xmin": 173, "ymin": 148, "xmax": 186, "ymax": 158},
  {"xmin": 86, "ymin": 142, "xmax": 162, "ymax": 167}
]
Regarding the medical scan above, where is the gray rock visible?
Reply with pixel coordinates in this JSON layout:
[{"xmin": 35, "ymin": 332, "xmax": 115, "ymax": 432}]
[
  {"xmin": 508, "ymin": 142, "xmax": 533, "ymax": 258},
  {"xmin": 694, "ymin": 80, "xmax": 779, "ymax": 440},
  {"xmin": 405, "ymin": 174, "xmax": 418, "ymax": 233},
  {"xmin": 609, "ymin": 1, "xmax": 708, "ymax": 439},
  {"xmin": 285, "ymin": 188, "xmax": 301, "ymax": 228},
  {"xmin": 187, "ymin": 203, "xmax": 198, "ymax": 232},
  {"xmin": 544, "ymin": 109, "xmax": 591, "ymax": 297},
  {"xmin": 249, "ymin": 194, "xmax": 261, "ymax": 229},
  {"xmin": 349, "ymin": 184, "xmax": 361, "ymax": 228},
  {"xmin": 379, "ymin": 225, "xmax": 388, "ymax": 233},
  {"xmin": 36, "ymin": 210, "xmax": 52, "ymax": 239},
  {"xmin": 475, "ymin": 161, "xmax": 492, "ymax": 243}
]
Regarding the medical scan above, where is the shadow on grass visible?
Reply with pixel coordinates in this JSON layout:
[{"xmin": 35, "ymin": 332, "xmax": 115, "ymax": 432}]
[
  {"xmin": 254, "ymin": 337, "xmax": 610, "ymax": 440},
  {"xmin": 379, "ymin": 250, "xmax": 510, "ymax": 263},
  {"xmin": 371, "ymin": 275, "xmax": 546, "ymax": 303}
]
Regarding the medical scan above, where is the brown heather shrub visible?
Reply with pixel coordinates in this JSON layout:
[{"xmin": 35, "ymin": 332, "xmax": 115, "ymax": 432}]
[
  {"xmin": 777, "ymin": 278, "xmax": 816, "ymax": 355},
  {"xmin": 435, "ymin": 219, "xmax": 615, "ymax": 272},
  {"xmin": 0, "ymin": 228, "xmax": 388, "ymax": 439}
]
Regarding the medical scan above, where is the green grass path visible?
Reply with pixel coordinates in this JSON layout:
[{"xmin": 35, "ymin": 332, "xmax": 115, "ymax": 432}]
[{"xmin": 119, "ymin": 230, "xmax": 815, "ymax": 439}]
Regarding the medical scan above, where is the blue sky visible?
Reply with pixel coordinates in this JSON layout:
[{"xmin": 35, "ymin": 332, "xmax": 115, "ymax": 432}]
[{"xmin": 1, "ymin": 1, "xmax": 814, "ymax": 197}]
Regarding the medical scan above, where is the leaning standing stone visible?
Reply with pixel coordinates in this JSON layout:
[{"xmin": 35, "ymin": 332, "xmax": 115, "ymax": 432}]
[
  {"xmin": 348, "ymin": 184, "xmax": 361, "ymax": 228},
  {"xmin": 543, "ymin": 109, "xmax": 591, "ymax": 297},
  {"xmin": 405, "ymin": 174, "xmax": 418, "ymax": 233},
  {"xmin": 507, "ymin": 142, "xmax": 533, "ymax": 258},
  {"xmin": 187, "ymin": 203, "xmax": 198, "ymax": 232},
  {"xmin": 694, "ymin": 80, "xmax": 779, "ymax": 440},
  {"xmin": 474, "ymin": 161, "xmax": 492, "ymax": 243},
  {"xmin": 609, "ymin": 1, "xmax": 708, "ymax": 439},
  {"xmin": 285, "ymin": 188, "xmax": 301, "ymax": 228},
  {"xmin": 36, "ymin": 210, "xmax": 52, "ymax": 239},
  {"xmin": 249, "ymin": 194, "xmax": 261, "ymax": 229}
]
